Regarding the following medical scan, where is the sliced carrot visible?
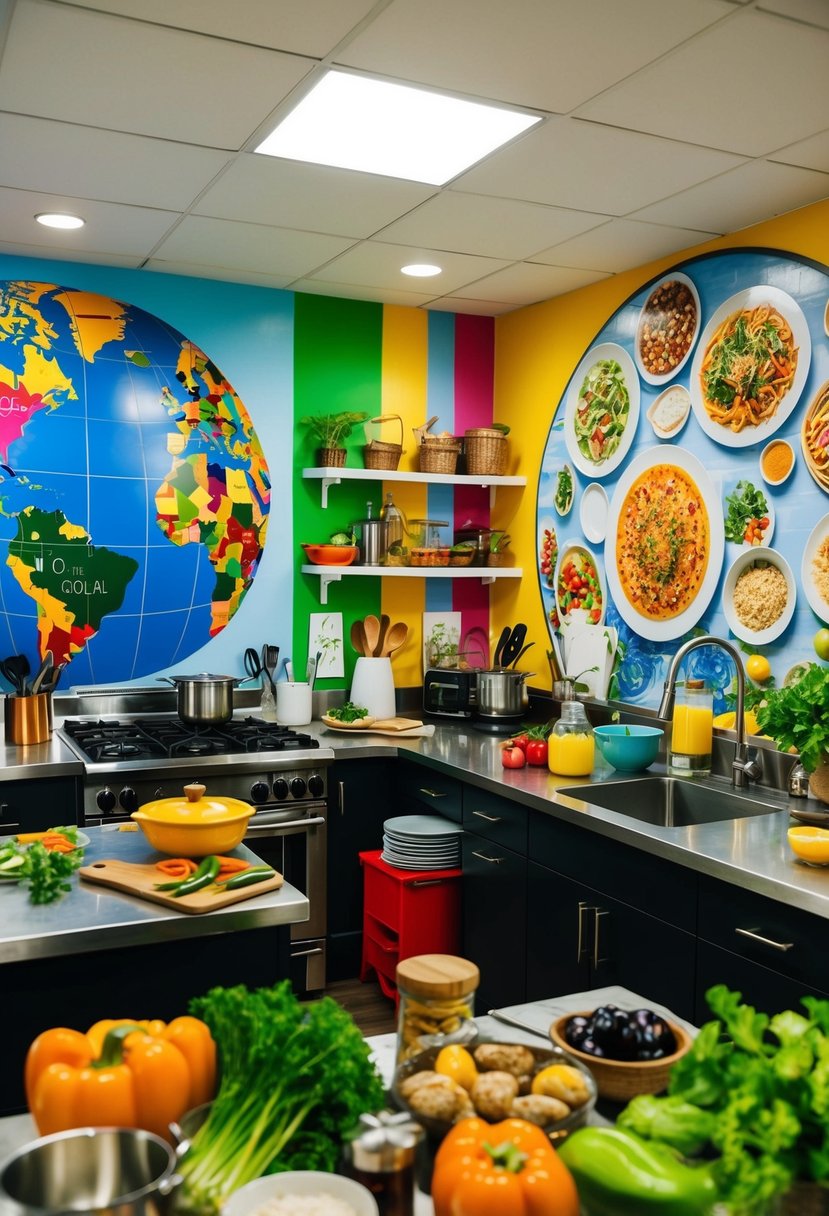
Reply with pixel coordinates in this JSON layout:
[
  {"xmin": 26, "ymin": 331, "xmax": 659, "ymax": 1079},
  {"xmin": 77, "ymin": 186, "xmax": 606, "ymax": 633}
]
[
  {"xmin": 16, "ymin": 831, "xmax": 47, "ymax": 844},
  {"xmin": 155, "ymin": 858, "xmax": 198, "ymax": 877},
  {"xmin": 216, "ymin": 856, "xmax": 252, "ymax": 875}
]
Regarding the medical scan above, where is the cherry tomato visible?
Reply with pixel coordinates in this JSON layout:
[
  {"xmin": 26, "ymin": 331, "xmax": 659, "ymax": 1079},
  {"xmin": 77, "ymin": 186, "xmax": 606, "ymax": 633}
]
[
  {"xmin": 525, "ymin": 739, "xmax": 548, "ymax": 767},
  {"xmin": 501, "ymin": 745, "xmax": 526, "ymax": 769}
]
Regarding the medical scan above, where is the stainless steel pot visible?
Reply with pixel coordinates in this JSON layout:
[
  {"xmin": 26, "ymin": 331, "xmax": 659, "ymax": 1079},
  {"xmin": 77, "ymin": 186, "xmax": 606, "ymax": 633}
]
[
  {"xmin": 475, "ymin": 669, "xmax": 532, "ymax": 718},
  {"xmin": 158, "ymin": 672, "xmax": 242, "ymax": 724},
  {"xmin": 0, "ymin": 1126, "xmax": 180, "ymax": 1215}
]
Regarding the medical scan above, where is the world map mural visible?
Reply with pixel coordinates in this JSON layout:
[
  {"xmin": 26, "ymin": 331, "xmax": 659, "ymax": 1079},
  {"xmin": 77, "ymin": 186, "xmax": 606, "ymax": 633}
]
[{"xmin": 0, "ymin": 281, "xmax": 270, "ymax": 685}]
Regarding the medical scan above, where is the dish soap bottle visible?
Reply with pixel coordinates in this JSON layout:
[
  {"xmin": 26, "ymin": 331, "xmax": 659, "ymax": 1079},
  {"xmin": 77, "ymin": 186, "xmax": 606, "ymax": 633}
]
[
  {"xmin": 548, "ymin": 700, "xmax": 595, "ymax": 777},
  {"xmin": 669, "ymin": 678, "xmax": 713, "ymax": 776}
]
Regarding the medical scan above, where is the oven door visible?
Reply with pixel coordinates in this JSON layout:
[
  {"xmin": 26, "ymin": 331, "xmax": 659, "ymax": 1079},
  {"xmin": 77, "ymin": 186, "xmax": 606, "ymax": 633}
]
[{"xmin": 244, "ymin": 807, "xmax": 327, "ymax": 995}]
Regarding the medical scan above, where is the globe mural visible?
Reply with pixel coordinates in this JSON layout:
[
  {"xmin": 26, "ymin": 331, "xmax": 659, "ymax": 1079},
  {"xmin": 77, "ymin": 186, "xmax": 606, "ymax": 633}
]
[{"xmin": 0, "ymin": 281, "xmax": 270, "ymax": 685}]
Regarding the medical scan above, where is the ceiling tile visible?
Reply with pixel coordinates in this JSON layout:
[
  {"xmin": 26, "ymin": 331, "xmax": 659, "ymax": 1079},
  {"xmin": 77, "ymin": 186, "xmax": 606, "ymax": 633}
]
[
  {"xmin": 577, "ymin": 9, "xmax": 829, "ymax": 156},
  {"xmin": 193, "ymin": 155, "xmax": 436, "ymax": 236},
  {"xmin": 288, "ymin": 279, "xmax": 438, "ymax": 307},
  {"xmin": 758, "ymin": 0, "xmax": 829, "ymax": 29},
  {"xmin": 426, "ymin": 295, "xmax": 522, "ymax": 315},
  {"xmin": 0, "ymin": 114, "xmax": 231, "ymax": 211},
  {"xmin": 770, "ymin": 129, "xmax": 829, "ymax": 173},
  {"xmin": 630, "ymin": 159, "xmax": 829, "ymax": 231},
  {"xmin": 0, "ymin": 0, "xmax": 315, "ymax": 149},
  {"xmin": 0, "ymin": 188, "xmax": 179, "ymax": 256},
  {"xmin": 336, "ymin": 0, "xmax": 730, "ymax": 112},
  {"xmin": 533, "ymin": 218, "xmax": 720, "ymax": 272},
  {"xmin": 305, "ymin": 240, "xmax": 510, "ymax": 294},
  {"xmin": 451, "ymin": 262, "xmax": 609, "ymax": 306},
  {"xmin": 51, "ymin": 0, "xmax": 379, "ymax": 55},
  {"xmin": 377, "ymin": 192, "xmax": 609, "ymax": 260},
  {"xmin": 144, "ymin": 261, "xmax": 295, "ymax": 290},
  {"xmin": 0, "ymin": 240, "xmax": 143, "ymax": 269},
  {"xmin": 455, "ymin": 117, "xmax": 744, "ymax": 215},
  {"xmin": 151, "ymin": 216, "xmax": 356, "ymax": 277}
]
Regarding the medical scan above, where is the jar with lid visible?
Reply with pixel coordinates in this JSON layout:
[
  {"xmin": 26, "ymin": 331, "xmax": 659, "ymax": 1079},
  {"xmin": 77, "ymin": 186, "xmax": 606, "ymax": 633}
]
[
  {"xmin": 395, "ymin": 954, "xmax": 479, "ymax": 1065},
  {"xmin": 343, "ymin": 1110, "xmax": 423, "ymax": 1216},
  {"xmin": 548, "ymin": 700, "xmax": 595, "ymax": 777},
  {"xmin": 669, "ymin": 678, "xmax": 713, "ymax": 776},
  {"xmin": 379, "ymin": 491, "xmax": 405, "ymax": 550}
]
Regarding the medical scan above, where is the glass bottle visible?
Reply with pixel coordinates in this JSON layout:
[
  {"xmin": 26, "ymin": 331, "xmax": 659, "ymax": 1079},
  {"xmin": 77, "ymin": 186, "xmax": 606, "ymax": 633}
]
[
  {"xmin": 548, "ymin": 700, "xmax": 595, "ymax": 777},
  {"xmin": 343, "ymin": 1111, "xmax": 423, "ymax": 1216},
  {"xmin": 379, "ymin": 491, "xmax": 404, "ymax": 550},
  {"xmin": 395, "ymin": 954, "xmax": 479, "ymax": 1065},
  {"xmin": 669, "ymin": 678, "xmax": 713, "ymax": 777}
]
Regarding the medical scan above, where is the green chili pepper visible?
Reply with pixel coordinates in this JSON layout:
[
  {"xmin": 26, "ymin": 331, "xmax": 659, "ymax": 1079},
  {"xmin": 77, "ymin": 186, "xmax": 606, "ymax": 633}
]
[
  {"xmin": 216, "ymin": 865, "xmax": 276, "ymax": 891},
  {"xmin": 171, "ymin": 855, "xmax": 221, "ymax": 898},
  {"xmin": 557, "ymin": 1126, "xmax": 718, "ymax": 1216}
]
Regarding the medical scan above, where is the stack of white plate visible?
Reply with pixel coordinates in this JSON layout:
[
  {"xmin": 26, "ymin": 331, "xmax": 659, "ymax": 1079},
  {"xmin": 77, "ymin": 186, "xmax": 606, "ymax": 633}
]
[{"xmin": 382, "ymin": 814, "xmax": 463, "ymax": 870}]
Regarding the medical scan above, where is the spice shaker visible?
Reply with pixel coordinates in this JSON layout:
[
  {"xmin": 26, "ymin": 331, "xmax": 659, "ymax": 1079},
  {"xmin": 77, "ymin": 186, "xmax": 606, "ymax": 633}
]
[{"xmin": 344, "ymin": 1110, "xmax": 423, "ymax": 1216}]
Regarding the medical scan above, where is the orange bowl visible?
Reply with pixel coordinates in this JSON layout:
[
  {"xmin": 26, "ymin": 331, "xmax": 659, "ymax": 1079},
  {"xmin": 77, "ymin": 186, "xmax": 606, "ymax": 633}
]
[
  {"xmin": 302, "ymin": 544, "xmax": 358, "ymax": 566},
  {"xmin": 549, "ymin": 1012, "xmax": 691, "ymax": 1102}
]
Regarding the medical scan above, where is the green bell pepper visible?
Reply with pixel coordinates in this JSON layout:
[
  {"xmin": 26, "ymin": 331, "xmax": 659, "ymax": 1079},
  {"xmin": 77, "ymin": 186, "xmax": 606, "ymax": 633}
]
[{"xmin": 557, "ymin": 1126, "xmax": 719, "ymax": 1216}]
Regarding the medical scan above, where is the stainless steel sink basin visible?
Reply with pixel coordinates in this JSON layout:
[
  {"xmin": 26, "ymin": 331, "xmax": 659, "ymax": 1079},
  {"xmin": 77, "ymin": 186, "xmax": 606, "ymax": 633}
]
[{"xmin": 560, "ymin": 777, "xmax": 781, "ymax": 827}]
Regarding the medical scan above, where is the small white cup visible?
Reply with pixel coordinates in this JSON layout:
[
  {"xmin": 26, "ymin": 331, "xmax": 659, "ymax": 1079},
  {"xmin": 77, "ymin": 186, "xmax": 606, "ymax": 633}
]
[
  {"xmin": 350, "ymin": 657, "xmax": 396, "ymax": 720},
  {"xmin": 276, "ymin": 681, "xmax": 312, "ymax": 727}
]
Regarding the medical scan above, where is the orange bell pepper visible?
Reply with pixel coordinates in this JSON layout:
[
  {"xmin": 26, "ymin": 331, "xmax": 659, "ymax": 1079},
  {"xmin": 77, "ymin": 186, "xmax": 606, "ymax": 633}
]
[
  {"xmin": 25, "ymin": 1016, "xmax": 216, "ymax": 1140},
  {"xmin": 431, "ymin": 1116, "xmax": 580, "ymax": 1216}
]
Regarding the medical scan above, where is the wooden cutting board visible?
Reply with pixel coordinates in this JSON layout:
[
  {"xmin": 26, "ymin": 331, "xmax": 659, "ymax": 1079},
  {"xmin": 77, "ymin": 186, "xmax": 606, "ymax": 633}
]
[{"xmin": 79, "ymin": 859, "xmax": 284, "ymax": 914}]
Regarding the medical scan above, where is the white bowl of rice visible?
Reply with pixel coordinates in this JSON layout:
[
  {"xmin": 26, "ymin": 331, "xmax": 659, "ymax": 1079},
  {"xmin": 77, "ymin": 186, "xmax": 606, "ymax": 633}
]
[
  {"xmin": 222, "ymin": 1171, "xmax": 379, "ymax": 1216},
  {"xmin": 723, "ymin": 546, "xmax": 796, "ymax": 645}
]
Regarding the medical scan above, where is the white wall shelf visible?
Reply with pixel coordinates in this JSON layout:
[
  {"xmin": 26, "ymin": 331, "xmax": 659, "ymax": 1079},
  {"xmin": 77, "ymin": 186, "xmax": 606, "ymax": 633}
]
[
  {"xmin": 302, "ymin": 466, "xmax": 526, "ymax": 508},
  {"xmin": 301, "ymin": 564, "xmax": 523, "ymax": 605}
]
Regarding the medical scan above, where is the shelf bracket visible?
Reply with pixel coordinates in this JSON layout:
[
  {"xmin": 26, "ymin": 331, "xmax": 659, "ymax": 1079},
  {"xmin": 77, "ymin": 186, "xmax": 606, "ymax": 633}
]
[
  {"xmin": 320, "ymin": 475, "xmax": 342, "ymax": 509},
  {"xmin": 318, "ymin": 571, "xmax": 342, "ymax": 604},
  {"xmin": 482, "ymin": 573, "xmax": 496, "ymax": 585}
]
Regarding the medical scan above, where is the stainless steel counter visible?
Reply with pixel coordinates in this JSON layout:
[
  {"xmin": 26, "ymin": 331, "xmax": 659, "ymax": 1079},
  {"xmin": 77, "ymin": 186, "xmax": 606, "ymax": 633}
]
[
  {"xmin": 0, "ymin": 732, "xmax": 83, "ymax": 780},
  {"xmin": 0, "ymin": 826, "xmax": 309, "ymax": 965}
]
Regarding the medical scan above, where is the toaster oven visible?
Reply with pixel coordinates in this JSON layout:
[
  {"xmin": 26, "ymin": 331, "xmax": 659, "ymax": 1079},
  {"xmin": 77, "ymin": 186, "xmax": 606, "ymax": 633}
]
[{"xmin": 423, "ymin": 668, "xmax": 477, "ymax": 718}]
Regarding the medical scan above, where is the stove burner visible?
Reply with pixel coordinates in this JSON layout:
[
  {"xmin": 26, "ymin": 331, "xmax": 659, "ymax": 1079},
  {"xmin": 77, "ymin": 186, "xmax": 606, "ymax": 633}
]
[
  {"xmin": 100, "ymin": 741, "xmax": 143, "ymax": 759},
  {"xmin": 61, "ymin": 714, "xmax": 321, "ymax": 763}
]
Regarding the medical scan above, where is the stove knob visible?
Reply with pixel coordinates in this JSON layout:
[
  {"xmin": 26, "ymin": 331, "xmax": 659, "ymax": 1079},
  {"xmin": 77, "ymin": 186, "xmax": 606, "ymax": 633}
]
[
  {"xmin": 307, "ymin": 774, "xmax": 324, "ymax": 799},
  {"xmin": 290, "ymin": 777, "xmax": 307, "ymax": 799},
  {"xmin": 119, "ymin": 788, "xmax": 138, "ymax": 813},
  {"xmin": 250, "ymin": 781, "xmax": 270, "ymax": 804},
  {"xmin": 272, "ymin": 778, "xmax": 289, "ymax": 801},
  {"xmin": 96, "ymin": 787, "xmax": 116, "ymax": 813}
]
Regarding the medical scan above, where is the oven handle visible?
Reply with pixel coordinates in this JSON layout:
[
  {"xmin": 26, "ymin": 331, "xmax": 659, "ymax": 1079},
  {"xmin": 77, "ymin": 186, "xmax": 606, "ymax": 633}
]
[{"xmin": 246, "ymin": 816, "xmax": 325, "ymax": 833}]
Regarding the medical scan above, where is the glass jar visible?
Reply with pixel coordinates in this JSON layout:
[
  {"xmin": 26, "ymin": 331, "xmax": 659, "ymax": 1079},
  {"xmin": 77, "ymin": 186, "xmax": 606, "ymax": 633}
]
[
  {"xmin": 343, "ymin": 1111, "xmax": 423, "ymax": 1216},
  {"xmin": 548, "ymin": 700, "xmax": 595, "ymax": 777},
  {"xmin": 395, "ymin": 954, "xmax": 479, "ymax": 1065},
  {"xmin": 669, "ymin": 679, "xmax": 713, "ymax": 777}
]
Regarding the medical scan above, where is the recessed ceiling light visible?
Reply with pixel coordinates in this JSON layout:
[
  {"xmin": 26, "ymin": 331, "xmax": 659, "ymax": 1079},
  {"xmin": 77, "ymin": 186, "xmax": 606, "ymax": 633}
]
[
  {"xmin": 255, "ymin": 70, "xmax": 540, "ymax": 185},
  {"xmin": 35, "ymin": 212, "xmax": 85, "ymax": 230},
  {"xmin": 401, "ymin": 263, "xmax": 442, "ymax": 278}
]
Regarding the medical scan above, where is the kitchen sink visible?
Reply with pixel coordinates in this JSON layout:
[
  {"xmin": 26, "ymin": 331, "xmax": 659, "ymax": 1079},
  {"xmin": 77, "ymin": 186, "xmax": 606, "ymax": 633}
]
[{"xmin": 560, "ymin": 776, "xmax": 781, "ymax": 828}]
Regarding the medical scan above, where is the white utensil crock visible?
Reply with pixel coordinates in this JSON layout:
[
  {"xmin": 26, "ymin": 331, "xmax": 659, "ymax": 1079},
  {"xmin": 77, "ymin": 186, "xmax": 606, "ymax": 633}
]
[
  {"xmin": 275, "ymin": 681, "xmax": 313, "ymax": 726},
  {"xmin": 350, "ymin": 657, "xmax": 396, "ymax": 720}
]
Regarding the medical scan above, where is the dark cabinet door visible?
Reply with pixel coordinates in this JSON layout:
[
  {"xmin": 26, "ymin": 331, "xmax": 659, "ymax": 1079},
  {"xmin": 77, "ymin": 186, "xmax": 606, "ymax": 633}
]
[
  {"xmin": 526, "ymin": 865, "xmax": 591, "ymax": 1001},
  {"xmin": 0, "ymin": 776, "xmax": 81, "ymax": 833},
  {"xmin": 695, "ymin": 941, "xmax": 829, "ymax": 1024},
  {"xmin": 462, "ymin": 831, "xmax": 527, "ymax": 1014},
  {"xmin": 327, "ymin": 758, "xmax": 394, "ymax": 979}
]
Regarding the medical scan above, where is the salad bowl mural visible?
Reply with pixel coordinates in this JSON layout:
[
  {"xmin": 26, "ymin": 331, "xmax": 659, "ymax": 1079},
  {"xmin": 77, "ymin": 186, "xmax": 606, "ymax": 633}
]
[{"xmin": 538, "ymin": 249, "xmax": 829, "ymax": 711}]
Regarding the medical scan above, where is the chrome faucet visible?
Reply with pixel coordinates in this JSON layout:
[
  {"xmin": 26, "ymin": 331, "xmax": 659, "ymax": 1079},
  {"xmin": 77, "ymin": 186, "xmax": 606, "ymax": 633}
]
[{"xmin": 657, "ymin": 635, "xmax": 762, "ymax": 789}]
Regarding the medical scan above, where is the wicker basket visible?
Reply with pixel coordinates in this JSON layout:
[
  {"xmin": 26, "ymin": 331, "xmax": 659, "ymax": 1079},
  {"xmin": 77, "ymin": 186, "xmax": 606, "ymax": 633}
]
[
  {"xmin": 363, "ymin": 414, "xmax": 404, "ymax": 471},
  {"xmin": 419, "ymin": 436, "xmax": 461, "ymax": 474},
  {"xmin": 549, "ymin": 1013, "xmax": 692, "ymax": 1102},
  {"xmin": 464, "ymin": 428, "xmax": 507, "ymax": 476},
  {"xmin": 318, "ymin": 446, "xmax": 346, "ymax": 468}
]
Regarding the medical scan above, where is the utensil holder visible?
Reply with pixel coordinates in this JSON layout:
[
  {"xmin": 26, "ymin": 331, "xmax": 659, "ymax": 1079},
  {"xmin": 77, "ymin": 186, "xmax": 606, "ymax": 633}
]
[
  {"xmin": 4, "ymin": 692, "xmax": 52, "ymax": 744},
  {"xmin": 350, "ymin": 657, "xmax": 396, "ymax": 720},
  {"xmin": 275, "ymin": 682, "xmax": 313, "ymax": 726}
]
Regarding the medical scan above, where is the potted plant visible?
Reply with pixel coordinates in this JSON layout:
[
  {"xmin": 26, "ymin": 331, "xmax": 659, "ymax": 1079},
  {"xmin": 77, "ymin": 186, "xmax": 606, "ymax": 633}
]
[
  {"xmin": 486, "ymin": 531, "xmax": 511, "ymax": 567},
  {"xmin": 755, "ymin": 663, "xmax": 829, "ymax": 802},
  {"xmin": 299, "ymin": 411, "xmax": 369, "ymax": 467}
]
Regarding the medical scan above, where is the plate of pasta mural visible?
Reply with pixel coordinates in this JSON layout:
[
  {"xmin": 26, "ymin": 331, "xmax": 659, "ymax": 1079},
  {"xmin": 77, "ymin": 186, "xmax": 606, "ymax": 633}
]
[
  {"xmin": 802, "ymin": 513, "xmax": 829, "ymax": 625},
  {"xmin": 605, "ymin": 446, "xmax": 724, "ymax": 642},
  {"xmin": 563, "ymin": 342, "xmax": 640, "ymax": 478},
  {"xmin": 688, "ymin": 285, "xmax": 811, "ymax": 448}
]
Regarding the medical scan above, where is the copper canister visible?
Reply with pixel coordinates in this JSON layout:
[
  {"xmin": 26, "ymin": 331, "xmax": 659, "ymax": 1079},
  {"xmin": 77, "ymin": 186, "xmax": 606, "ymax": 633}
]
[{"xmin": 4, "ymin": 693, "xmax": 52, "ymax": 745}]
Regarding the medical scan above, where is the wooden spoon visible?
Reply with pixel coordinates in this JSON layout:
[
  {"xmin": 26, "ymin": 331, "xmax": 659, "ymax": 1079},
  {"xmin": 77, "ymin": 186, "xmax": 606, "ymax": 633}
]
[
  {"xmin": 350, "ymin": 619, "xmax": 369, "ymax": 657},
  {"xmin": 363, "ymin": 614, "xmax": 381, "ymax": 657},
  {"xmin": 375, "ymin": 613, "xmax": 391, "ymax": 658},
  {"xmin": 381, "ymin": 621, "xmax": 408, "ymax": 658}
]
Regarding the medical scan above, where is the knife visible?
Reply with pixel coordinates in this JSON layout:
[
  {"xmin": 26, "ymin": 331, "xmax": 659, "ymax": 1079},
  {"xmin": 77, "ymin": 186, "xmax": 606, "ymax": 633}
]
[{"xmin": 486, "ymin": 1009, "xmax": 552, "ymax": 1040}]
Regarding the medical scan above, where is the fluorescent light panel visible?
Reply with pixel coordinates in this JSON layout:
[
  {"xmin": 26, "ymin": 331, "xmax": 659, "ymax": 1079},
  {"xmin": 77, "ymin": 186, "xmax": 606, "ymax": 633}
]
[{"xmin": 255, "ymin": 71, "xmax": 540, "ymax": 185}]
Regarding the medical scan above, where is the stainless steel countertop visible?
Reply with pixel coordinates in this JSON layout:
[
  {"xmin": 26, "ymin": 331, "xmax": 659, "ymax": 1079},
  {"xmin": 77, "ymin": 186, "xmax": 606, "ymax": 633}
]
[
  {"xmin": 0, "ymin": 731, "xmax": 83, "ymax": 780},
  {"xmin": 0, "ymin": 827, "xmax": 309, "ymax": 965}
]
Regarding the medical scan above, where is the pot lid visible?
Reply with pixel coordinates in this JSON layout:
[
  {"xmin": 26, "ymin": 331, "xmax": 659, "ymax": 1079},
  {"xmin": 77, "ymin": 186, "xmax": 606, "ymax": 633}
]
[
  {"xmin": 134, "ymin": 782, "xmax": 253, "ymax": 823},
  {"xmin": 168, "ymin": 673, "xmax": 239, "ymax": 683}
]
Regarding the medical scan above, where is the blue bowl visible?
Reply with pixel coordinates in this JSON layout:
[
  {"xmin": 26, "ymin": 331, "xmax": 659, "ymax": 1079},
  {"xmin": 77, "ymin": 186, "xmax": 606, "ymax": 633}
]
[{"xmin": 593, "ymin": 724, "xmax": 664, "ymax": 772}]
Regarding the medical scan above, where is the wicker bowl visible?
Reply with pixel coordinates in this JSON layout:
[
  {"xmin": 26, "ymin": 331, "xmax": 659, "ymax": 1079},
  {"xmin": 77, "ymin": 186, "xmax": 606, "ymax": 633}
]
[{"xmin": 549, "ymin": 1012, "xmax": 692, "ymax": 1103}]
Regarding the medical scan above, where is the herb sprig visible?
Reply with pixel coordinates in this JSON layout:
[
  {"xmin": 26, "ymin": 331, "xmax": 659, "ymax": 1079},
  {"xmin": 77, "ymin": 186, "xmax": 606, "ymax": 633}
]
[{"xmin": 724, "ymin": 480, "xmax": 769, "ymax": 544}]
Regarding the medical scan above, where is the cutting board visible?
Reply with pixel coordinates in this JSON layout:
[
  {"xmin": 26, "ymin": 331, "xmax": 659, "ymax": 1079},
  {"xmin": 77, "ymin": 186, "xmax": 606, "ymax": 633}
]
[
  {"xmin": 324, "ymin": 717, "xmax": 435, "ymax": 737},
  {"xmin": 79, "ymin": 859, "xmax": 284, "ymax": 914}
]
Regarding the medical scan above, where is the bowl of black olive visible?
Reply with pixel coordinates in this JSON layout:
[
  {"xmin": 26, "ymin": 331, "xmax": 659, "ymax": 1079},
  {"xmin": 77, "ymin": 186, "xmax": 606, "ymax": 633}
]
[{"xmin": 549, "ymin": 1005, "xmax": 692, "ymax": 1102}]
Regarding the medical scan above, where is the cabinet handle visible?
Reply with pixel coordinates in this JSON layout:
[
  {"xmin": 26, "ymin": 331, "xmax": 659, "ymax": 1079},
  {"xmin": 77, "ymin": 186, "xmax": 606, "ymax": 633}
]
[
  {"xmin": 411, "ymin": 879, "xmax": 446, "ymax": 887},
  {"xmin": 338, "ymin": 781, "xmax": 345, "ymax": 817},
  {"xmin": 735, "ymin": 927, "xmax": 794, "ymax": 953},
  {"xmin": 419, "ymin": 787, "xmax": 446, "ymax": 798},
  {"xmin": 593, "ymin": 908, "xmax": 609, "ymax": 969},
  {"xmin": 472, "ymin": 810, "xmax": 501, "ymax": 823},
  {"xmin": 471, "ymin": 851, "xmax": 503, "ymax": 864},
  {"xmin": 577, "ymin": 901, "xmax": 595, "ymax": 963},
  {"xmin": 290, "ymin": 946, "xmax": 324, "ymax": 958}
]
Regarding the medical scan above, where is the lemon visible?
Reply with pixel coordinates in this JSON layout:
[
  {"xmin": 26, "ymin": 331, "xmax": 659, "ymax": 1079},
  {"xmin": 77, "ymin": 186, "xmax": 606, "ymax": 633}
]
[
  {"xmin": 712, "ymin": 710, "xmax": 762, "ymax": 736},
  {"xmin": 746, "ymin": 654, "xmax": 771, "ymax": 683},
  {"xmin": 788, "ymin": 826, "xmax": 829, "ymax": 866},
  {"xmin": 434, "ymin": 1044, "xmax": 478, "ymax": 1091}
]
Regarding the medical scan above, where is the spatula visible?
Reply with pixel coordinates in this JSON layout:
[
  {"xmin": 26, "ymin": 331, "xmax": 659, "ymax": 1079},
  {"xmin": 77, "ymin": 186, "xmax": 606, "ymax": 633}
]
[
  {"xmin": 351, "ymin": 619, "xmax": 369, "ymax": 657},
  {"xmin": 375, "ymin": 613, "xmax": 391, "ymax": 657}
]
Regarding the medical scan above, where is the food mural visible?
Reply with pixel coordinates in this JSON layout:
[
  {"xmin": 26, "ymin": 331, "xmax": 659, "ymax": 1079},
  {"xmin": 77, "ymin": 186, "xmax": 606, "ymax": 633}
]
[{"xmin": 537, "ymin": 249, "xmax": 829, "ymax": 711}]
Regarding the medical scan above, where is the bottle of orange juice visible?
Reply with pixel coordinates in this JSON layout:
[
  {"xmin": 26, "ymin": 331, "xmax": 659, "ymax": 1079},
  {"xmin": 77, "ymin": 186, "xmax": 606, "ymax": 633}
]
[
  {"xmin": 669, "ymin": 679, "xmax": 713, "ymax": 777},
  {"xmin": 548, "ymin": 701, "xmax": 595, "ymax": 777}
]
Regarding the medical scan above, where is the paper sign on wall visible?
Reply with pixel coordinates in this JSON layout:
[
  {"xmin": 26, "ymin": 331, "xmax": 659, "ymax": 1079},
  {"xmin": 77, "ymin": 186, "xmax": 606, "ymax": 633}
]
[
  {"xmin": 309, "ymin": 612, "xmax": 344, "ymax": 679},
  {"xmin": 423, "ymin": 611, "xmax": 462, "ymax": 672}
]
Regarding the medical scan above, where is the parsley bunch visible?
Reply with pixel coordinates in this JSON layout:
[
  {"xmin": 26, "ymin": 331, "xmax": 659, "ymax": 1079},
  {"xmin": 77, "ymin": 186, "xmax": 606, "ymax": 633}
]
[{"xmin": 755, "ymin": 662, "xmax": 829, "ymax": 772}]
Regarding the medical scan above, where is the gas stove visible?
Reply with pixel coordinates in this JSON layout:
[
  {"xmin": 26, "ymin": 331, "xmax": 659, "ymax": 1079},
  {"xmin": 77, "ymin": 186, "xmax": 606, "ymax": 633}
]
[{"xmin": 57, "ymin": 714, "xmax": 334, "ymax": 824}]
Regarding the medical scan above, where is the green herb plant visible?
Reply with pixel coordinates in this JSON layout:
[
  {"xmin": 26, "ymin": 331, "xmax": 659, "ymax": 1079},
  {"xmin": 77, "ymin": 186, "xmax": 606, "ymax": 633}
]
[
  {"xmin": 755, "ymin": 662, "xmax": 829, "ymax": 772},
  {"xmin": 298, "ymin": 411, "xmax": 369, "ymax": 450},
  {"xmin": 178, "ymin": 980, "xmax": 384, "ymax": 1215}
]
